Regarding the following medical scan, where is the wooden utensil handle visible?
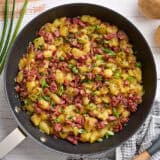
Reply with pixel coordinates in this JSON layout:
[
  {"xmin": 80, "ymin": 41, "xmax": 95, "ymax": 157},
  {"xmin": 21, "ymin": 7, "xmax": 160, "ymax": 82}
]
[{"xmin": 133, "ymin": 151, "xmax": 151, "ymax": 160}]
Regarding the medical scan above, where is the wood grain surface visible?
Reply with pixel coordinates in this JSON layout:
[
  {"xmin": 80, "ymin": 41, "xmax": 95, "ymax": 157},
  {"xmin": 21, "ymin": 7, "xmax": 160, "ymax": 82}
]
[{"xmin": 0, "ymin": 0, "xmax": 160, "ymax": 160}]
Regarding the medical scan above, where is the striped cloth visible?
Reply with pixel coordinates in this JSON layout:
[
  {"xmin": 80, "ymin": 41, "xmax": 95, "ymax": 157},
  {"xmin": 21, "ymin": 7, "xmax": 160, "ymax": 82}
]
[{"xmin": 115, "ymin": 101, "xmax": 160, "ymax": 160}]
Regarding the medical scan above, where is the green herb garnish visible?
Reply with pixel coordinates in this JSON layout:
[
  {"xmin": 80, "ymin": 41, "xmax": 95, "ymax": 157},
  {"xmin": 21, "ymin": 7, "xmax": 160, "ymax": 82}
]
[
  {"xmin": 78, "ymin": 129, "xmax": 86, "ymax": 134},
  {"xmin": 68, "ymin": 64, "xmax": 73, "ymax": 69},
  {"xmin": 57, "ymin": 85, "xmax": 64, "ymax": 96},
  {"xmin": 94, "ymin": 25, "xmax": 101, "ymax": 30},
  {"xmin": 41, "ymin": 78, "xmax": 49, "ymax": 88},
  {"xmin": 97, "ymin": 138, "xmax": 103, "ymax": 142},
  {"xmin": 102, "ymin": 47, "xmax": 116, "ymax": 56},
  {"xmin": 43, "ymin": 96, "xmax": 50, "ymax": 102},
  {"xmin": 72, "ymin": 66, "xmax": 79, "ymax": 74},
  {"xmin": 96, "ymin": 54, "xmax": 103, "ymax": 60},
  {"xmin": 59, "ymin": 56, "xmax": 65, "ymax": 61},
  {"xmin": 104, "ymin": 40, "xmax": 110, "ymax": 44},
  {"xmin": 104, "ymin": 103, "xmax": 109, "ymax": 108},
  {"xmin": 114, "ymin": 70, "xmax": 121, "ymax": 79},
  {"xmin": 127, "ymin": 76, "xmax": 135, "ymax": 82},
  {"xmin": 112, "ymin": 108, "xmax": 119, "ymax": 118},
  {"xmin": 68, "ymin": 116, "xmax": 73, "ymax": 120},
  {"xmin": 96, "ymin": 75, "xmax": 102, "ymax": 81},
  {"xmin": 136, "ymin": 62, "xmax": 142, "ymax": 68}
]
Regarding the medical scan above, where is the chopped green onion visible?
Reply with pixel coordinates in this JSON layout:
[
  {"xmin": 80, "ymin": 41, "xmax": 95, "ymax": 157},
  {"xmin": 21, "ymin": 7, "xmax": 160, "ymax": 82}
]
[
  {"xmin": 94, "ymin": 25, "xmax": 101, "ymax": 30},
  {"xmin": 106, "ymin": 130, "xmax": 114, "ymax": 136},
  {"xmin": 97, "ymin": 138, "xmax": 103, "ymax": 142},
  {"xmin": 104, "ymin": 40, "xmax": 110, "ymax": 44},
  {"xmin": 78, "ymin": 129, "xmax": 86, "ymax": 134},
  {"xmin": 43, "ymin": 96, "xmax": 50, "ymax": 102},
  {"xmin": 102, "ymin": 47, "xmax": 116, "ymax": 56},
  {"xmin": 57, "ymin": 85, "xmax": 64, "ymax": 96},
  {"xmin": 0, "ymin": 0, "xmax": 9, "ymax": 53},
  {"xmin": 96, "ymin": 75, "xmax": 102, "ymax": 81},
  {"xmin": 96, "ymin": 54, "xmax": 103, "ymax": 60},
  {"xmin": 41, "ymin": 78, "xmax": 49, "ymax": 88},
  {"xmin": 136, "ymin": 62, "xmax": 142, "ymax": 68},
  {"xmin": 59, "ymin": 56, "xmax": 65, "ymax": 61},
  {"xmin": 127, "ymin": 76, "xmax": 135, "ymax": 82},
  {"xmin": 104, "ymin": 103, "xmax": 109, "ymax": 108},
  {"xmin": 68, "ymin": 116, "xmax": 73, "ymax": 120},
  {"xmin": 114, "ymin": 70, "xmax": 121, "ymax": 79},
  {"xmin": 68, "ymin": 64, "xmax": 73, "ymax": 68},
  {"xmin": 74, "ymin": 108, "xmax": 79, "ymax": 113},
  {"xmin": 113, "ymin": 108, "xmax": 119, "ymax": 118},
  {"xmin": 72, "ymin": 66, "xmax": 79, "ymax": 74},
  {"xmin": 54, "ymin": 118, "xmax": 59, "ymax": 123}
]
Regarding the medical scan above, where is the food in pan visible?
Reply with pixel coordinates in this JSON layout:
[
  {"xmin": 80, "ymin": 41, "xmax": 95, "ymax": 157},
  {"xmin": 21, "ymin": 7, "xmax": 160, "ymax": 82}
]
[{"xmin": 15, "ymin": 15, "xmax": 143, "ymax": 144}]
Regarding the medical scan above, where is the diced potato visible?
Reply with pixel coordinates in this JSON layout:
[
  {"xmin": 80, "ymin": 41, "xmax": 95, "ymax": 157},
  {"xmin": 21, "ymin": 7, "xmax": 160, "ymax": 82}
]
[
  {"xmin": 80, "ymin": 132, "xmax": 92, "ymax": 142},
  {"xmin": 73, "ymin": 127, "xmax": 79, "ymax": 136},
  {"xmin": 122, "ymin": 110, "xmax": 130, "ymax": 118},
  {"xmin": 53, "ymin": 18, "xmax": 61, "ymax": 27},
  {"xmin": 104, "ymin": 69, "xmax": 113, "ymax": 78},
  {"xmin": 50, "ymin": 94, "xmax": 61, "ymax": 104},
  {"xmin": 40, "ymin": 112, "xmax": 49, "ymax": 120},
  {"xmin": 84, "ymin": 116, "xmax": 97, "ymax": 131},
  {"xmin": 58, "ymin": 114, "xmax": 65, "ymax": 123},
  {"xmin": 79, "ymin": 65, "xmax": 88, "ymax": 73},
  {"xmin": 65, "ymin": 73, "xmax": 74, "ymax": 82},
  {"xmin": 18, "ymin": 57, "xmax": 27, "ymax": 70},
  {"xmin": 83, "ymin": 97, "xmax": 90, "ymax": 105},
  {"xmin": 81, "ymin": 15, "xmax": 100, "ymax": 25},
  {"xmin": 102, "ymin": 96, "xmax": 111, "ymax": 103},
  {"xmin": 16, "ymin": 71, "xmax": 23, "ymax": 83},
  {"xmin": 69, "ymin": 24, "xmax": 78, "ymax": 33},
  {"xmin": 31, "ymin": 114, "xmax": 41, "ymax": 126},
  {"xmin": 60, "ymin": 26, "xmax": 69, "ymax": 37},
  {"xmin": 25, "ymin": 104, "xmax": 34, "ymax": 113},
  {"xmin": 97, "ymin": 24, "xmax": 108, "ymax": 34},
  {"xmin": 99, "ymin": 86, "xmax": 108, "ymax": 95},
  {"xmin": 71, "ymin": 48, "xmax": 85, "ymax": 58},
  {"xmin": 109, "ymin": 83, "xmax": 119, "ymax": 95},
  {"xmin": 38, "ymin": 99, "xmax": 50, "ymax": 110},
  {"xmin": 39, "ymin": 121, "xmax": 50, "ymax": 134},
  {"xmin": 47, "ymin": 44, "xmax": 56, "ymax": 51},
  {"xmin": 78, "ymin": 35, "xmax": 89, "ymax": 44},
  {"xmin": 106, "ymin": 25, "xmax": 118, "ymax": 34},
  {"xmin": 43, "ymin": 50, "xmax": 52, "ymax": 58},
  {"xmin": 59, "ymin": 132, "xmax": 68, "ymax": 139},
  {"xmin": 55, "ymin": 70, "xmax": 65, "ymax": 84},
  {"xmin": 33, "ymin": 36, "xmax": 45, "ymax": 49},
  {"xmin": 90, "ymin": 131, "xmax": 99, "ymax": 143},
  {"xmin": 83, "ymin": 42, "xmax": 90, "ymax": 53},
  {"xmin": 64, "ymin": 105, "xmax": 75, "ymax": 114},
  {"xmin": 93, "ymin": 67, "xmax": 101, "ymax": 74},
  {"xmin": 26, "ymin": 81, "xmax": 36, "ymax": 92},
  {"xmin": 109, "ymin": 38, "xmax": 119, "ymax": 47}
]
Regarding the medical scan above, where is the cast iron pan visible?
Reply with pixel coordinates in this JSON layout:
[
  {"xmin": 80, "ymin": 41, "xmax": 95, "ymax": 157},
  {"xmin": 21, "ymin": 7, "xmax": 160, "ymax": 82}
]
[{"xmin": 3, "ymin": 3, "xmax": 157, "ymax": 157}]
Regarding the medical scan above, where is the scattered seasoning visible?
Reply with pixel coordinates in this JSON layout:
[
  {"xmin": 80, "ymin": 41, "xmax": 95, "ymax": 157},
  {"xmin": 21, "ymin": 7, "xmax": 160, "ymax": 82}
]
[
  {"xmin": 102, "ymin": 47, "xmax": 116, "ymax": 56},
  {"xmin": 113, "ymin": 108, "xmax": 119, "ymax": 118},
  {"xmin": 41, "ymin": 78, "xmax": 49, "ymax": 88}
]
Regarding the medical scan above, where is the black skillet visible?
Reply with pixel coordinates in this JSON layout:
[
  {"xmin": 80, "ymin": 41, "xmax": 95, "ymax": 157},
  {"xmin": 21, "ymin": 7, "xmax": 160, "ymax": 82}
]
[{"xmin": 0, "ymin": 3, "xmax": 157, "ymax": 159}]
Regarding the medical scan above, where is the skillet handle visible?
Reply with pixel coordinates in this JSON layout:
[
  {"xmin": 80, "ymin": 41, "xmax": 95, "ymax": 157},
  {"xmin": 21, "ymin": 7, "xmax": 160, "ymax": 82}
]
[{"xmin": 0, "ymin": 128, "xmax": 26, "ymax": 159}]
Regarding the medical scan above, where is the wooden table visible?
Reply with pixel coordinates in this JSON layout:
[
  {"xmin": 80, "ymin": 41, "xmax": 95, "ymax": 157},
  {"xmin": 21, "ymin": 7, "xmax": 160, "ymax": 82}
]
[{"xmin": 0, "ymin": 0, "xmax": 160, "ymax": 159}]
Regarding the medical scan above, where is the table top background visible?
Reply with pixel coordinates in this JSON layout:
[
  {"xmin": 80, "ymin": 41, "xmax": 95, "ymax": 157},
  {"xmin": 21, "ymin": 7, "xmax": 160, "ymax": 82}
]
[{"xmin": 0, "ymin": 0, "xmax": 160, "ymax": 160}]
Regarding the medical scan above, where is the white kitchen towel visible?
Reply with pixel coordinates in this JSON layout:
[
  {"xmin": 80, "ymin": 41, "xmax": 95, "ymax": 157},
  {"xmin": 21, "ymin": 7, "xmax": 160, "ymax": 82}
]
[{"xmin": 115, "ymin": 101, "xmax": 160, "ymax": 160}]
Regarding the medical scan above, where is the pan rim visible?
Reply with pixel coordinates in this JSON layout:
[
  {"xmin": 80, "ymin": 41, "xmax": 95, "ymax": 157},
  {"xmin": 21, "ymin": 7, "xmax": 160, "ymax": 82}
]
[{"xmin": 3, "ymin": 2, "xmax": 157, "ymax": 156}]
